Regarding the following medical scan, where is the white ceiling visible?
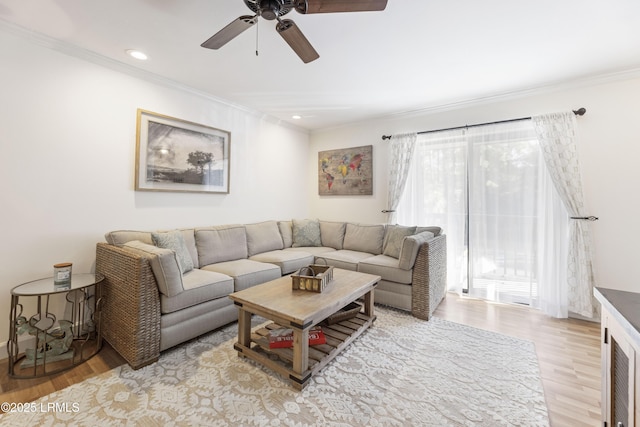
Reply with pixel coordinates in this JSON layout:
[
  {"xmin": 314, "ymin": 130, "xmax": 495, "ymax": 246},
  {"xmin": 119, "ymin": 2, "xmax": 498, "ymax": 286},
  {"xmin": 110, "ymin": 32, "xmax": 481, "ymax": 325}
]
[{"xmin": 1, "ymin": 0, "xmax": 640, "ymax": 131}]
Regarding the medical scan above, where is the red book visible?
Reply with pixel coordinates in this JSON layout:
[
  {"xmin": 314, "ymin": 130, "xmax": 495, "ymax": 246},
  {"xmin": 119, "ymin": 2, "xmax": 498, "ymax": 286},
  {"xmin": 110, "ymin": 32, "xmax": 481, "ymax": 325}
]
[{"xmin": 269, "ymin": 326, "xmax": 326, "ymax": 349}]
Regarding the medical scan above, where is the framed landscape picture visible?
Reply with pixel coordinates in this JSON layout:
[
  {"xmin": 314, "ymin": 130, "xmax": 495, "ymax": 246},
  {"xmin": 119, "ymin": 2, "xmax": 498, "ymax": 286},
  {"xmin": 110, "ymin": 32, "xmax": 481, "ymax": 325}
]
[
  {"xmin": 318, "ymin": 145, "xmax": 373, "ymax": 195},
  {"xmin": 135, "ymin": 109, "xmax": 230, "ymax": 194}
]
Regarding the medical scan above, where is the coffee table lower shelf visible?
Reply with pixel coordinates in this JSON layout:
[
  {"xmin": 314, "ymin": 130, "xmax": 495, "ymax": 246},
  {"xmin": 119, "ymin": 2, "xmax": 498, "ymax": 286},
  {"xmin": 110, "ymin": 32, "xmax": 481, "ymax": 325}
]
[{"xmin": 233, "ymin": 312, "xmax": 375, "ymax": 390}]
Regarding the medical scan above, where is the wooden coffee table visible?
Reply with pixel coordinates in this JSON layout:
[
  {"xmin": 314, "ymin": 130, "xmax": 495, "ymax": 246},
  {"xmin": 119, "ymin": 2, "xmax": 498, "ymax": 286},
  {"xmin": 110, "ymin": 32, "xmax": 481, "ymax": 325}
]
[{"xmin": 229, "ymin": 268, "xmax": 380, "ymax": 390}]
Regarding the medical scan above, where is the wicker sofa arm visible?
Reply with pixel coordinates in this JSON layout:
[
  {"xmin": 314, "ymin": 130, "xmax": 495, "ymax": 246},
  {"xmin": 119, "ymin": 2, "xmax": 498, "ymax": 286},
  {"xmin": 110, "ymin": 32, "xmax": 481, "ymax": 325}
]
[
  {"xmin": 411, "ymin": 234, "xmax": 447, "ymax": 320},
  {"xmin": 96, "ymin": 242, "xmax": 161, "ymax": 369}
]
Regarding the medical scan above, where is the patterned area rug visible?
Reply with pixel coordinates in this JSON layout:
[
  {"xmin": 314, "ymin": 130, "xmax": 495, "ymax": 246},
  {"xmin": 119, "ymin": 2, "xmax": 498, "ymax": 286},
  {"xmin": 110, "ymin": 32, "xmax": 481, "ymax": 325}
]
[{"xmin": 0, "ymin": 307, "xmax": 549, "ymax": 426}]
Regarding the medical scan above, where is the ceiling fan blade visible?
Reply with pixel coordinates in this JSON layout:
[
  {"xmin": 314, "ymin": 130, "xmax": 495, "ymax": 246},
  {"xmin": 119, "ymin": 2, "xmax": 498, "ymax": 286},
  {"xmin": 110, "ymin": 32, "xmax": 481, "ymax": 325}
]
[
  {"xmin": 276, "ymin": 19, "xmax": 320, "ymax": 63},
  {"xmin": 201, "ymin": 15, "xmax": 257, "ymax": 49},
  {"xmin": 295, "ymin": 0, "xmax": 388, "ymax": 14}
]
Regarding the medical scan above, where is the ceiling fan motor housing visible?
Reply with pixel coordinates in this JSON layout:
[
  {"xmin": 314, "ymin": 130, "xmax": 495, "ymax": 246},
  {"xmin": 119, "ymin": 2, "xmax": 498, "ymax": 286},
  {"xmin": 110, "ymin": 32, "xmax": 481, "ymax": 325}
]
[{"xmin": 244, "ymin": 0, "xmax": 293, "ymax": 20}]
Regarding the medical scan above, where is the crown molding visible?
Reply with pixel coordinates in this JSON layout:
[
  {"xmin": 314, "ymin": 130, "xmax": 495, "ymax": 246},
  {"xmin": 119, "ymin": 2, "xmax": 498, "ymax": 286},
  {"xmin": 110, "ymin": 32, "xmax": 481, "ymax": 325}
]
[
  {"xmin": 390, "ymin": 67, "xmax": 640, "ymax": 120},
  {"xmin": 313, "ymin": 65, "xmax": 640, "ymax": 134},
  {"xmin": 0, "ymin": 19, "xmax": 309, "ymax": 134}
]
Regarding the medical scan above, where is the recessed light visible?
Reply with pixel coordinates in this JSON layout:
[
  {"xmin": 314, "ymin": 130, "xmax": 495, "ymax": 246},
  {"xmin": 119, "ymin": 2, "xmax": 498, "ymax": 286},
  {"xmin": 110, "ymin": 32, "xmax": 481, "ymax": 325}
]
[
  {"xmin": 126, "ymin": 49, "xmax": 148, "ymax": 60},
  {"xmin": 292, "ymin": 115, "xmax": 302, "ymax": 120}
]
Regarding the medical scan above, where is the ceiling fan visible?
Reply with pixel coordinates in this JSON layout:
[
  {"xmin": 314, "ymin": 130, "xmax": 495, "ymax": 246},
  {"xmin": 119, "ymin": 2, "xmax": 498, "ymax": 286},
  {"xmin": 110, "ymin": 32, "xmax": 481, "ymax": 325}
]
[{"xmin": 201, "ymin": 0, "xmax": 388, "ymax": 63}]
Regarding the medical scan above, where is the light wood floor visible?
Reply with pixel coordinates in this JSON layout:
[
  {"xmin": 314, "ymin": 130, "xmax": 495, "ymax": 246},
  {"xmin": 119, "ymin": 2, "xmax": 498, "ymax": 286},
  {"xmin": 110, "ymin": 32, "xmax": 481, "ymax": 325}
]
[
  {"xmin": 434, "ymin": 293, "xmax": 602, "ymax": 426},
  {"xmin": 1, "ymin": 292, "xmax": 602, "ymax": 425}
]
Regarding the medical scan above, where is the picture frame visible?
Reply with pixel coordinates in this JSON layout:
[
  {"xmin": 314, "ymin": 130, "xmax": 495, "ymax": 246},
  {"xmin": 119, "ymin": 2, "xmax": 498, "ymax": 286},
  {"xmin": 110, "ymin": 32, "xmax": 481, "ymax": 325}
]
[
  {"xmin": 135, "ymin": 109, "xmax": 230, "ymax": 194},
  {"xmin": 318, "ymin": 145, "xmax": 373, "ymax": 195}
]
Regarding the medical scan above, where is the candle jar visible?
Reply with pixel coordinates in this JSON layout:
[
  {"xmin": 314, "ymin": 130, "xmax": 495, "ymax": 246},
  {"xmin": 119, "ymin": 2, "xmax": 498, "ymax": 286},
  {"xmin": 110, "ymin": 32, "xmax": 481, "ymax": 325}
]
[{"xmin": 53, "ymin": 262, "xmax": 72, "ymax": 286}]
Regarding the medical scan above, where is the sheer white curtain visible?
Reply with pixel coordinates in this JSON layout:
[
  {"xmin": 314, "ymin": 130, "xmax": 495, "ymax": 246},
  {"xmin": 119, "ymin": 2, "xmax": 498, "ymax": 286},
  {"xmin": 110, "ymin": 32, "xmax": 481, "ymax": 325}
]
[
  {"xmin": 532, "ymin": 112, "xmax": 595, "ymax": 318},
  {"xmin": 396, "ymin": 129, "xmax": 468, "ymax": 293},
  {"xmin": 385, "ymin": 133, "xmax": 417, "ymax": 224},
  {"xmin": 535, "ymin": 159, "xmax": 570, "ymax": 317}
]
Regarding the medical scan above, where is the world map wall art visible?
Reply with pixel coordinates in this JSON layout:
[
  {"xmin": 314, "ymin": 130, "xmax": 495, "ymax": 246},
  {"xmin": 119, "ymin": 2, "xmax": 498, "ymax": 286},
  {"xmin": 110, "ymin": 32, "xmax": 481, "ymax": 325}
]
[{"xmin": 318, "ymin": 145, "xmax": 373, "ymax": 196}]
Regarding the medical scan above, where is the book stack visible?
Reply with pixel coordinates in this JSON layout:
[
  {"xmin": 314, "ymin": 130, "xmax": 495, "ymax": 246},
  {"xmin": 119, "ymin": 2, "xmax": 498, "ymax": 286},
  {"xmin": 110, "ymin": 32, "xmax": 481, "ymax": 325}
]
[{"xmin": 269, "ymin": 326, "xmax": 326, "ymax": 349}]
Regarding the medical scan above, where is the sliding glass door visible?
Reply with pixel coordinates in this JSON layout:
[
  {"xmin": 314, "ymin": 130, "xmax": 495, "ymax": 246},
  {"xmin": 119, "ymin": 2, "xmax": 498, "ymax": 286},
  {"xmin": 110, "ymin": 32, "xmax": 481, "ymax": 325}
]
[
  {"xmin": 466, "ymin": 123, "xmax": 540, "ymax": 304},
  {"xmin": 397, "ymin": 120, "xmax": 550, "ymax": 306}
]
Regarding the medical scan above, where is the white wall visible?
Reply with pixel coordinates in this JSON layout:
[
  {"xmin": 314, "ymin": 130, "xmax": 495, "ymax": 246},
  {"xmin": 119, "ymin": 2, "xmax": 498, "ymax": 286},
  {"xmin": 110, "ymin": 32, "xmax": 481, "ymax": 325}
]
[
  {"xmin": 0, "ymin": 29, "xmax": 310, "ymax": 352},
  {"xmin": 309, "ymin": 74, "xmax": 640, "ymax": 295}
]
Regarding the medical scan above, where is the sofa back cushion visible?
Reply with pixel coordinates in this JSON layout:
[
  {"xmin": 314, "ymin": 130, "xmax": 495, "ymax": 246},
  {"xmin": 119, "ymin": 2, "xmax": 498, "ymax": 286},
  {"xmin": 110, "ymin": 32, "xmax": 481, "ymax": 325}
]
[
  {"xmin": 245, "ymin": 221, "xmax": 284, "ymax": 257},
  {"xmin": 195, "ymin": 225, "xmax": 248, "ymax": 266},
  {"xmin": 343, "ymin": 223, "xmax": 385, "ymax": 254},
  {"xmin": 398, "ymin": 231, "xmax": 435, "ymax": 270},
  {"xmin": 104, "ymin": 230, "xmax": 153, "ymax": 246},
  {"xmin": 383, "ymin": 225, "xmax": 417, "ymax": 259},
  {"xmin": 123, "ymin": 240, "xmax": 184, "ymax": 297},
  {"xmin": 278, "ymin": 221, "xmax": 293, "ymax": 248},
  {"xmin": 152, "ymin": 230, "xmax": 195, "ymax": 273},
  {"xmin": 319, "ymin": 221, "xmax": 346, "ymax": 249},
  {"xmin": 292, "ymin": 218, "xmax": 322, "ymax": 247},
  {"xmin": 416, "ymin": 226, "xmax": 442, "ymax": 236}
]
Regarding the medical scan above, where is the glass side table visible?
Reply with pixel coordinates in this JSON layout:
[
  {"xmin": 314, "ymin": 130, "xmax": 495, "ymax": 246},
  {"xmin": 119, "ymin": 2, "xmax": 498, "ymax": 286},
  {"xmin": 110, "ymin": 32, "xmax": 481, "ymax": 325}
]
[{"xmin": 7, "ymin": 273, "xmax": 104, "ymax": 378}]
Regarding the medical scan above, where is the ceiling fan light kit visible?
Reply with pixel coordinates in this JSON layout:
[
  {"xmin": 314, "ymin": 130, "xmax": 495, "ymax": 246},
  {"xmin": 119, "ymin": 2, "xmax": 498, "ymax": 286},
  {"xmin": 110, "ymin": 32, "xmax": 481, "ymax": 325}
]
[{"xmin": 201, "ymin": 0, "xmax": 388, "ymax": 63}]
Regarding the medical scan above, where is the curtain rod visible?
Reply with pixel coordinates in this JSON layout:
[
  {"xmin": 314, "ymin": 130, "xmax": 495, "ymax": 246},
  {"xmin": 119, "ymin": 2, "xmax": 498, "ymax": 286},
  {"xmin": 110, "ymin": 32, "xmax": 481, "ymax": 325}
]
[{"xmin": 381, "ymin": 108, "xmax": 586, "ymax": 140}]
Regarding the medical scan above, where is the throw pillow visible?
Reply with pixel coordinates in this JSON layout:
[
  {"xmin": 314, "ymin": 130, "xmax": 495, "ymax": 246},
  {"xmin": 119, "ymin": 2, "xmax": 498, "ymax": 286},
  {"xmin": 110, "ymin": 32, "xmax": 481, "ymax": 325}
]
[
  {"xmin": 152, "ymin": 231, "xmax": 194, "ymax": 274},
  {"xmin": 383, "ymin": 225, "xmax": 417, "ymax": 259},
  {"xmin": 292, "ymin": 218, "xmax": 322, "ymax": 247}
]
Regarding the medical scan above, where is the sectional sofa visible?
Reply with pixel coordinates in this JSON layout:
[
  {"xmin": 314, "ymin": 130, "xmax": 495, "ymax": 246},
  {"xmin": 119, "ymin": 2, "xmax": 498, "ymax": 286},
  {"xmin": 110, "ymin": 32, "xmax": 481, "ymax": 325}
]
[{"xmin": 95, "ymin": 219, "xmax": 447, "ymax": 369}]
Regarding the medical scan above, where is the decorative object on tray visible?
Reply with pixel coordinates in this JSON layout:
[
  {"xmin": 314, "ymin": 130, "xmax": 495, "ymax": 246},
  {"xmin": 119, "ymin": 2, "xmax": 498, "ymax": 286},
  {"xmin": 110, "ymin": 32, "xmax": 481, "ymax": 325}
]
[
  {"xmin": 268, "ymin": 326, "xmax": 326, "ymax": 349},
  {"xmin": 322, "ymin": 302, "xmax": 362, "ymax": 325},
  {"xmin": 291, "ymin": 264, "xmax": 333, "ymax": 292}
]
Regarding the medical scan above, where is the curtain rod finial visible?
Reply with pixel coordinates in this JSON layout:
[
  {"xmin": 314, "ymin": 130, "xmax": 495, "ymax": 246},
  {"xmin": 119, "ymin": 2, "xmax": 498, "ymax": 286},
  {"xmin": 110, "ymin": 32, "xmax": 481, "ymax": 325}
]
[
  {"xmin": 573, "ymin": 107, "xmax": 586, "ymax": 116},
  {"xmin": 382, "ymin": 135, "xmax": 392, "ymax": 140}
]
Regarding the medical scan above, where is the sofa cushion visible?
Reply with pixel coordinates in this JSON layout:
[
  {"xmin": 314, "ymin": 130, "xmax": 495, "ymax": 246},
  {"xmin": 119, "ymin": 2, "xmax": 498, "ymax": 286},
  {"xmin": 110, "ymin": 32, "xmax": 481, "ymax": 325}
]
[
  {"xmin": 398, "ymin": 231, "xmax": 435, "ymax": 270},
  {"xmin": 383, "ymin": 225, "xmax": 417, "ymax": 259},
  {"xmin": 278, "ymin": 221, "xmax": 294, "ymax": 248},
  {"xmin": 159, "ymin": 297, "xmax": 237, "ymax": 351},
  {"xmin": 318, "ymin": 250, "xmax": 374, "ymax": 271},
  {"xmin": 245, "ymin": 221, "xmax": 284, "ymax": 257},
  {"xmin": 152, "ymin": 230, "xmax": 195, "ymax": 273},
  {"xmin": 249, "ymin": 250, "xmax": 314, "ymax": 274},
  {"xmin": 343, "ymin": 223, "xmax": 385, "ymax": 254},
  {"xmin": 202, "ymin": 259, "xmax": 281, "ymax": 292},
  {"xmin": 195, "ymin": 225, "xmax": 248, "ymax": 266},
  {"xmin": 105, "ymin": 230, "xmax": 153, "ymax": 246},
  {"xmin": 320, "ymin": 221, "xmax": 346, "ymax": 249},
  {"xmin": 160, "ymin": 268, "xmax": 234, "ymax": 314},
  {"xmin": 123, "ymin": 240, "xmax": 183, "ymax": 297},
  {"xmin": 357, "ymin": 255, "xmax": 413, "ymax": 284},
  {"xmin": 292, "ymin": 218, "xmax": 322, "ymax": 247},
  {"xmin": 285, "ymin": 246, "xmax": 336, "ymax": 257}
]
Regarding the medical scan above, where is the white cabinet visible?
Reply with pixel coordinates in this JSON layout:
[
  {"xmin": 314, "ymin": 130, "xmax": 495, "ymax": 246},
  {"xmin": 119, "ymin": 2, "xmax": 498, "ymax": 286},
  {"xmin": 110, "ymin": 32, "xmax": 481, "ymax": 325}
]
[{"xmin": 595, "ymin": 287, "xmax": 640, "ymax": 427}]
